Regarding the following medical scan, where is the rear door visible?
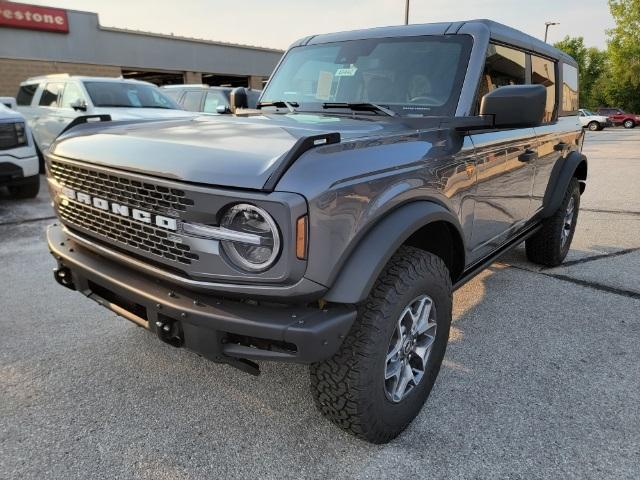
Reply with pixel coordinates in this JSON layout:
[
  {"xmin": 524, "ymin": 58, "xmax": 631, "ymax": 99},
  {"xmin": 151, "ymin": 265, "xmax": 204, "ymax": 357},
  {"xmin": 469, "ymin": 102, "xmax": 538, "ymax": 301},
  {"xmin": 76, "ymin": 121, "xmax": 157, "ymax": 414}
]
[
  {"xmin": 468, "ymin": 44, "xmax": 536, "ymax": 261},
  {"xmin": 531, "ymin": 61, "xmax": 582, "ymax": 215}
]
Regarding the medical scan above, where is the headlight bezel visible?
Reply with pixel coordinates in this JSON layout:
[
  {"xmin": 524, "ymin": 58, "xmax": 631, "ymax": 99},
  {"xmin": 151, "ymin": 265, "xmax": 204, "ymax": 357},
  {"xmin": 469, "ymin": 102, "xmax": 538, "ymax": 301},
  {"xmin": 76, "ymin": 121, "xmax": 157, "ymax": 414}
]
[{"xmin": 219, "ymin": 203, "xmax": 282, "ymax": 273}]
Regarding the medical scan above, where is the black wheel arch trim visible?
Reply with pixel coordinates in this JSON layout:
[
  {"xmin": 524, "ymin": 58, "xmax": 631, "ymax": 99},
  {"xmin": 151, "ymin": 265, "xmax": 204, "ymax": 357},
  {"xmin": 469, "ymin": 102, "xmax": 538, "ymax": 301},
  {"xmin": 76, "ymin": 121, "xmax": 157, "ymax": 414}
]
[
  {"xmin": 541, "ymin": 151, "xmax": 587, "ymax": 218},
  {"xmin": 324, "ymin": 201, "xmax": 466, "ymax": 304}
]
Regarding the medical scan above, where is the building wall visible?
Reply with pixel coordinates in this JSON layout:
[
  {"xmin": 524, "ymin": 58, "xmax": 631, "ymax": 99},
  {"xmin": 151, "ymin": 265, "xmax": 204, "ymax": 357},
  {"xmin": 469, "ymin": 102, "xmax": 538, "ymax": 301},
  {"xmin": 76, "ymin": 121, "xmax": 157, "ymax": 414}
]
[
  {"xmin": 0, "ymin": 58, "xmax": 121, "ymax": 96},
  {"xmin": 0, "ymin": 9, "xmax": 283, "ymax": 80}
]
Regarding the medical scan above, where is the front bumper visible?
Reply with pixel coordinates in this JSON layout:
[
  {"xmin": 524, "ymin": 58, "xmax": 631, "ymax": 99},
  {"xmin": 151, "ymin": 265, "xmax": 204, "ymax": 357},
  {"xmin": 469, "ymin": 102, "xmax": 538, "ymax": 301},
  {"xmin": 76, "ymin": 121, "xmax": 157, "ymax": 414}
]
[
  {"xmin": 0, "ymin": 155, "xmax": 38, "ymax": 186},
  {"xmin": 48, "ymin": 223, "xmax": 356, "ymax": 365}
]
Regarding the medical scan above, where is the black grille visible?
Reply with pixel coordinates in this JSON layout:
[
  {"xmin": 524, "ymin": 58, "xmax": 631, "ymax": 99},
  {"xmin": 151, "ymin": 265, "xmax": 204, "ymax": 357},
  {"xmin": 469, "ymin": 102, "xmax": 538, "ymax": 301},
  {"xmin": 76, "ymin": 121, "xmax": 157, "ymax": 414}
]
[
  {"xmin": 49, "ymin": 160, "xmax": 195, "ymax": 214},
  {"xmin": 59, "ymin": 200, "xmax": 199, "ymax": 265},
  {"xmin": 0, "ymin": 123, "xmax": 21, "ymax": 150}
]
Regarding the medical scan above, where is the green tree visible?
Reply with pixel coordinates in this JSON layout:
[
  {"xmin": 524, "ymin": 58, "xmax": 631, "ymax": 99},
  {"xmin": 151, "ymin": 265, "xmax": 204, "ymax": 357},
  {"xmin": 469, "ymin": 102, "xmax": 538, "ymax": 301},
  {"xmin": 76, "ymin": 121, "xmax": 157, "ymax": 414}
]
[
  {"xmin": 554, "ymin": 36, "xmax": 607, "ymax": 109},
  {"xmin": 606, "ymin": 0, "xmax": 640, "ymax": 111}
]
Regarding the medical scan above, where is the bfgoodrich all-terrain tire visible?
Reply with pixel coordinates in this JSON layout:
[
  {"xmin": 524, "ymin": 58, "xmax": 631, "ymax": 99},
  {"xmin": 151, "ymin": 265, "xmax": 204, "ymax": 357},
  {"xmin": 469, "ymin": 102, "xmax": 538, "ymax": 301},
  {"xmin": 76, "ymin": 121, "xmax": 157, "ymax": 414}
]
[
  {"xmin": 310, "ymin": 246, "xmax": 452, "ymax": 444},
  {"xmin": 525, "ymin": 177, "xmax": 580, "ymax": 267},
  {"xmin": 8, "ymin": 174, "xmax": 40, "ymax": 199}
]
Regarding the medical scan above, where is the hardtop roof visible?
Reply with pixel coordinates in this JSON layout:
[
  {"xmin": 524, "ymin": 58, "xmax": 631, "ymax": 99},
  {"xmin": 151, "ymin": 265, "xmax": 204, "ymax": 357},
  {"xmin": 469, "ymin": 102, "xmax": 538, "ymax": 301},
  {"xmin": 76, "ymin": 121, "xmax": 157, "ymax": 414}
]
[{"xmin": 293, "ymin": 19, "xmax": 577, "ymax": 67}]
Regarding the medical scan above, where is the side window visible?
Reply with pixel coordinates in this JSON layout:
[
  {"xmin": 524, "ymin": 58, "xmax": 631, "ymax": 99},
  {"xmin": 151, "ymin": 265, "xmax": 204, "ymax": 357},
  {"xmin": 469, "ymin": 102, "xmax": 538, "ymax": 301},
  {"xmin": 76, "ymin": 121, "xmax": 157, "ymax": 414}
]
[
  {"xmin": 561, "ymin": 64, "xmax": 579, "ymax": 114},
  {"xmin": 477, "ymin": 44, "xmax": 526, "ymax": 111},
  {"xmin": 162, "ymin": 90, "xmax": 181, "ymax": 101},
  {"xmin": 531, "ymin": 56, "xmax": 557, "ymax": 122},
  {"xmin": 182, "ymin": 91, "xmax": 204, "ymax": 111},
  {"xmin": 203, "ymin": 91, "xmax": 228, "ymax": 113},
  {"xmin": 17, "ymin": 84, "xmax": 38, "ymax": 105},
  {"xmin": 60, "ymin": 83, "xmax": 86, "ymax": 108},
  {"xmin": 39, "ymin": 82, "xmax": 64, "ymax": 107}
]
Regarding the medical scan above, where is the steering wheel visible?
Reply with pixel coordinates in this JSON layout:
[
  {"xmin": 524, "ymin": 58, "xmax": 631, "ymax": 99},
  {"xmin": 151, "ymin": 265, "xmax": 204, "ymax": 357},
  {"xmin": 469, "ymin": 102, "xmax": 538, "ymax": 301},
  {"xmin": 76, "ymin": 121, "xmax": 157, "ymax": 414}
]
[{"xmin": 408, "ymin": 96, "xmax": 440, "ymax": 105}]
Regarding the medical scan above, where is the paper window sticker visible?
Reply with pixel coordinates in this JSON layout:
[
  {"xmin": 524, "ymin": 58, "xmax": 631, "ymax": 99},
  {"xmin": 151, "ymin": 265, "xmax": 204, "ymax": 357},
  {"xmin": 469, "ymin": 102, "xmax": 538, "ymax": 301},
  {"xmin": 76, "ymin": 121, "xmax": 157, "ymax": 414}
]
[{"xmin": 316, "ymin": 71, "xmax": 333, "ymax": 100}]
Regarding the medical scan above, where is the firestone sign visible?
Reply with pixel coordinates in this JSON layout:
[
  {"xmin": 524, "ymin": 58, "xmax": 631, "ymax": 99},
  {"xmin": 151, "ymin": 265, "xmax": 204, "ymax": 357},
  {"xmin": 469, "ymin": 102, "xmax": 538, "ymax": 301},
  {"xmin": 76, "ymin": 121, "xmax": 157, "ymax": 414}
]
[{"xmin": 0, "ymin": 1, "xmax": 69, "ymax": 33}]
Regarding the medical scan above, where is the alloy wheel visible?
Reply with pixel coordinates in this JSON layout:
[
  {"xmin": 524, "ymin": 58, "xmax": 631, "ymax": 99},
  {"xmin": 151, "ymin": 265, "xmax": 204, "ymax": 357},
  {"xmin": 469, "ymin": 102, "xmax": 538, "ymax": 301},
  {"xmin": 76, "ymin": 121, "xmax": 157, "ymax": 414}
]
[
  {"xmin": 384, "ymin": 294, "xmax": 437, "ymax": 403},
  {"xmin": 561, "ymin": 196, "xmax": 575, "ymax": 248}
]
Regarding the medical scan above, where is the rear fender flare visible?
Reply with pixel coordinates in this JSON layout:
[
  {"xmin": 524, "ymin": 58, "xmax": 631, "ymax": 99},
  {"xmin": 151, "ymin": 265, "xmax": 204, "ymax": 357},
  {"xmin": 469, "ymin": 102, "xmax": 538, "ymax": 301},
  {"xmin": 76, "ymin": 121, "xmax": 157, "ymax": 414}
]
[{"xmin": 541, "ymin": 151, "xmax": 587, "ymax": 218}]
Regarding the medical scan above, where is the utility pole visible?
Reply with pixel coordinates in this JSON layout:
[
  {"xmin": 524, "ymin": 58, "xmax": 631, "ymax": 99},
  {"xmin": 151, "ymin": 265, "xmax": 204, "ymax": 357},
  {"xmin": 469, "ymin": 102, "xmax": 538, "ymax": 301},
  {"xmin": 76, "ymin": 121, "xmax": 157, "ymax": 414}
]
[
  {"xmin": 405, "ymin": 0, "xmax": 410, "ymax": 25},
  {"xmin": 544, "ymin": 21, "xmax": 559, "ymax": 43}
]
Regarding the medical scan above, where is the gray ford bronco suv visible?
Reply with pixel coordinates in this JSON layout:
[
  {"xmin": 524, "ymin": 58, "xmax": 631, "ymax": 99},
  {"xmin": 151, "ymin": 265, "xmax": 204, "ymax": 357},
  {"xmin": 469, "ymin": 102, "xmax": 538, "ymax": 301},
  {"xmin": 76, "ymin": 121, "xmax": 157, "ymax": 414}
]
[{"xmin": 46, "ymin": 20, "xmax": 586, "ymax": 443}]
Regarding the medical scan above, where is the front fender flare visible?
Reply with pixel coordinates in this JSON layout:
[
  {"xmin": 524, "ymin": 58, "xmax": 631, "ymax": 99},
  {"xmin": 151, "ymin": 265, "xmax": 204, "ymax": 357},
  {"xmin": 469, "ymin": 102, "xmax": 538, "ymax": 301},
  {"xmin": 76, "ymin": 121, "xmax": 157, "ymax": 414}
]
[{"xmin": 324, "ymin": 201, "xmax": 465, "ymax": 304}]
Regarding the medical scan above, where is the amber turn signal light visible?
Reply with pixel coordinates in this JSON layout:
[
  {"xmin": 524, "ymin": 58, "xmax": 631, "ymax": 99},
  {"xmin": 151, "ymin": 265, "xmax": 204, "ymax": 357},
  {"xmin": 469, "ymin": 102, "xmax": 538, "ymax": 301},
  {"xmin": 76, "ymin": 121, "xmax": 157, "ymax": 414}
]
[{"xmin": 296, "ymin": 215, "xmax": 308, "ymax": 260}]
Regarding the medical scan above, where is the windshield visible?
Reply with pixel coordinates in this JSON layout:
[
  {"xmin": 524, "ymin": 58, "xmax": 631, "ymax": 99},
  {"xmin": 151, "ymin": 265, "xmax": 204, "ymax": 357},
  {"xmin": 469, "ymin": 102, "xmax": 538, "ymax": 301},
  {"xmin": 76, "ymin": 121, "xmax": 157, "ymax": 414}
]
[
  {"xmin": 84, "ymin": 82, "xmax": 181, "ymax": 109},
  {"xmin": 583, "ymin": 109, "xmax": 595, "ymax": 115},
  {"xmin": 262, "ymin": 35, "xmax": 472, "ymax": 116}
]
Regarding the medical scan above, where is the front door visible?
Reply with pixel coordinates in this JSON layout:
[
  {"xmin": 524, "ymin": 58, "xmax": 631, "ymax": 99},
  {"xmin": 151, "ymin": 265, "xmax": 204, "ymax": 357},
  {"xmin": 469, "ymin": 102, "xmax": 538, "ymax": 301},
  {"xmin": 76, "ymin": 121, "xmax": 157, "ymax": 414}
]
[{"xmin": 468, "ymin": 129, "xmax": 537, "ymax": 261}]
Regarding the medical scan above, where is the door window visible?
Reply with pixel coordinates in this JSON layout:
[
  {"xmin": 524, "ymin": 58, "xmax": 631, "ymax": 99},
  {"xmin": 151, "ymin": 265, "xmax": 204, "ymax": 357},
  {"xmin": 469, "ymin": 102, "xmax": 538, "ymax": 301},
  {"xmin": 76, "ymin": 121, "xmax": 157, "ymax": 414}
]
[
  {"xmin": 39, "ymin": 82, "xmax": 64, "ymax": 107},
  {"xmin": 531, "ymin": 56, "xmax": 556, "ymax": 122},
  {"xmin": 203, "ymin": 91, "xmax": 229, "ymax": 113},
  {"xmin": 182, "ymin": 91, "xmax": 204, "ymax": 111},
  {"xmin": 477, "ymin": 44, "xmax": 526, "ymax": 111},
  {"xmin": 60, "ymin": 83, "xmax": 86, "ymax": 108}
]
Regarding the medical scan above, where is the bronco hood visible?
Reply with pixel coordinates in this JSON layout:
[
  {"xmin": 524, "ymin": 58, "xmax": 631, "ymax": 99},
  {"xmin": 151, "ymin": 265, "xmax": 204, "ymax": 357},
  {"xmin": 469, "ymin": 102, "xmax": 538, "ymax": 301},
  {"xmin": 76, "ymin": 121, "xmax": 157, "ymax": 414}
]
[{"xmin": 50, "ymin": 113, "xmax": 415, "ymax": 190}]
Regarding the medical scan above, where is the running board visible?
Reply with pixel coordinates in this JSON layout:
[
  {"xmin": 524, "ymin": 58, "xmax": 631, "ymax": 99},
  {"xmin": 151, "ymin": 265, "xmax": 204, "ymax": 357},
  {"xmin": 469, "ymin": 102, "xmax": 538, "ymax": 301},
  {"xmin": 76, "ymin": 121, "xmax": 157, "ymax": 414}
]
[{"xmin": 453, "ymin": 222, "xmax": 542, "ymax": 290}]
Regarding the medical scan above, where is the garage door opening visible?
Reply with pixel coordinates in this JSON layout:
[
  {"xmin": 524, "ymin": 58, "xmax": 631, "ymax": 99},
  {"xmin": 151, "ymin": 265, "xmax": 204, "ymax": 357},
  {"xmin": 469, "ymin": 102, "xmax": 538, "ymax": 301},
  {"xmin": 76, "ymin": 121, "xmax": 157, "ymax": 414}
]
[
  {"xmin": 201, "ymin": 74, "xmax": 248, "ymax": 88},
  {"xmin": 121, "ymin": 69, "xmax": 184, "ymax": 86}
]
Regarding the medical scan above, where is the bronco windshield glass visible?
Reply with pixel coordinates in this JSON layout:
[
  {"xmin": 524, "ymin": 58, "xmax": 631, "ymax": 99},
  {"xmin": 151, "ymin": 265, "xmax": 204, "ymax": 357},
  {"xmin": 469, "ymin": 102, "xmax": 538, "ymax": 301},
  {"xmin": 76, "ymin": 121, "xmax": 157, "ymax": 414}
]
[
  {"xmin": 84, "ymin": 82, "xmax": 180, "ymax": 109},
  {"xmin": 262, "ymin": 35, "xmax": 472, "ymax": 116}
]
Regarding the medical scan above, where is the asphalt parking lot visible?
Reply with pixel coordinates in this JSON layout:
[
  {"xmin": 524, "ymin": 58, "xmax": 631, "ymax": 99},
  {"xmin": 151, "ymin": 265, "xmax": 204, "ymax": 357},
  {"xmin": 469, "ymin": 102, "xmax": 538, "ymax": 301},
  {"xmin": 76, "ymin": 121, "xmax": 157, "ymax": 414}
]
[{"xmin": 1, "ymin": 129, "xmax": 639, "ymax": 479}]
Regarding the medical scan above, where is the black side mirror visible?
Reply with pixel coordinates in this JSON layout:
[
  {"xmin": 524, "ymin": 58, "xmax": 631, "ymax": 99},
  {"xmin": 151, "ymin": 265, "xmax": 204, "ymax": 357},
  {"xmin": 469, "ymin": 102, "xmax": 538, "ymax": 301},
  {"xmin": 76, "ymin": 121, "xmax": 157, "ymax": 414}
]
[
  {"xmin": 71, "ymin": 99, "xmax": 87, "ymax": 112},
  {"xmin": 229, "ymin": 87, "xmax": 248, "ymax": 113},
  {"xmin": 480, "ymin": 84, "xmax": 546, "ymax": 128}
]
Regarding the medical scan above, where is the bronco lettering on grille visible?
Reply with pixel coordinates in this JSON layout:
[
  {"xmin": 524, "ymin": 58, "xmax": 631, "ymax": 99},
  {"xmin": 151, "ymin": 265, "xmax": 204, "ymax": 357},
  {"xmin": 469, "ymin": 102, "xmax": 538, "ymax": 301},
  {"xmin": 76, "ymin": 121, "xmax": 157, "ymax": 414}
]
[{"xmin": 61, "ymin": 186, "xmax": 178, "ymax": 231}]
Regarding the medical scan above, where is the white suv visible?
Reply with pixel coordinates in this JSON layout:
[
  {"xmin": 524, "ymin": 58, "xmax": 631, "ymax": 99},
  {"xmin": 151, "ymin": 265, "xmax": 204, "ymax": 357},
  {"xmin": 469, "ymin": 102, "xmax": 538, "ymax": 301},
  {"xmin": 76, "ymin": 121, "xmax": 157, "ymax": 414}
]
[
  {"xmin": 0, "ymin": 103, "xmax": 39, "ymax": 199},
  {"xmin": 578, "ymin": 109, "xmax": 610, "ymax": 131},
  {"xmin": 16, "ymin": 75, "xmax": 195, "ymax": 168}
]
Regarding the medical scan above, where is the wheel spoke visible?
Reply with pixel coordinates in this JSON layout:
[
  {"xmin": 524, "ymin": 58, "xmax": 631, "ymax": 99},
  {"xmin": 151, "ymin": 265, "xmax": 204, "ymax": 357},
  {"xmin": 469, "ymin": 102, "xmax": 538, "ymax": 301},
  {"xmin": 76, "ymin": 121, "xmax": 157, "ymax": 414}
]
[
  {"xmin": 385, "ymin": 359, "xmax": 402, "ymax": 380},
  {"xmin": 393, "ymin": 363, "xmax": 414, "ymax": 401}
]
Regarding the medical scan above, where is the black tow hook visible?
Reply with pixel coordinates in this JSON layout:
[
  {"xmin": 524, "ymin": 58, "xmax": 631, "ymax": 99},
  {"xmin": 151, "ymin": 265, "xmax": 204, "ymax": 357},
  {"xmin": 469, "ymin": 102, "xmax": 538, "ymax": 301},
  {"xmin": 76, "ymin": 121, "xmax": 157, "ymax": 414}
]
[
  {"xmin": 53, "ymin": 267, "xmax": 75, "ymax": 290},
  {"xmin": 155, "ymin": 315, "xmax": 184, "ymax": 347}
]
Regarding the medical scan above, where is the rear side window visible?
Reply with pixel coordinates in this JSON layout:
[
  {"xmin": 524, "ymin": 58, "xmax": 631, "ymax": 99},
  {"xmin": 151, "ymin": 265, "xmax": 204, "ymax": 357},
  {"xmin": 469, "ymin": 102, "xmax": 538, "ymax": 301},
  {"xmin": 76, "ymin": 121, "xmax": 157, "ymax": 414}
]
[
  {"xmin": 477, "ymin": 44, "xmax": 526, "ymax": 111},
  {"xmin": 17, "ymin": 84, "xmax": 38, "ymax": 106},
  {"xmin": 39, "ymin": 82, "xmax": 64, "ymax": 107},
  {"xmin": 531, "ymin": 56, "xmax": 557, "ymax": 122},
  {"xmin": 162, "ymin": 90, "xmax": 181, "ymax": 101},
  {"xmin": 561, "ymin": 64, "xmax": 579, "ymax": 114},
  {"xmin": 182, "ymin": 91, "xmax": 204, "ymax": 111}
]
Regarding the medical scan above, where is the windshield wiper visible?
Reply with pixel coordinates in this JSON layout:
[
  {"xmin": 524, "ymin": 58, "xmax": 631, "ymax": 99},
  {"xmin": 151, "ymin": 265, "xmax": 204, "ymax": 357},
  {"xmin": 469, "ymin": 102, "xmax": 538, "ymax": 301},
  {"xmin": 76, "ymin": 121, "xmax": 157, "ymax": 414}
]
[
  {"xmin": 322, "ymin": 102, "xmax": 396, "ymax": 117},
  {"xmin": 257, "ymin": 100, "xmax": 299, "ymax": 113}
]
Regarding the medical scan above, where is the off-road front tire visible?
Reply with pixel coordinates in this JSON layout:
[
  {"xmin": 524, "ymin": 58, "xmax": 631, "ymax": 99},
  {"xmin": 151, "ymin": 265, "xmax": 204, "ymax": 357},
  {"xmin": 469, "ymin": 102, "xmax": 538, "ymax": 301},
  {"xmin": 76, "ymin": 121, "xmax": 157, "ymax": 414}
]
[
  {"xmin": 310, "ymin": 246, "xmax": 452, "ymax": 444},
  {"xmin": 526, "ymin": 177, "xmax": 580, "ymax": 267},
  {"xmin": 8, "ymin": 174, "xmax": 40, "ymax": 199}
]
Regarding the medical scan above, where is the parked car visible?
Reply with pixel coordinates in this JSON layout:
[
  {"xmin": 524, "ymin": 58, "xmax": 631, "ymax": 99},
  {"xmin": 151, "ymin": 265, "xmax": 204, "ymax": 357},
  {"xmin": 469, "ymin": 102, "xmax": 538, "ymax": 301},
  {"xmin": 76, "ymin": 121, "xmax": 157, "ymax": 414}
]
[
  {"xmin": 0, "ymin": 102, "xmax": 39, "ymax": 198},
  {"xmin": 578, "ymin": 109, "xmax": 610, "ymax": 131},
  {"xmin": 45, "ymin": 20, "xmax": 586, "ymax": 443},
  {"xmin": 16, "ymin": 75, "xmax": 195, "ymax": 169},
  {"xmin": 161, "ymin": 84, "xmax": 261, "ymax": 114},
  {"xmin": 0, "ymin": 96, "xmax": 17, "ymax": 109},
  {"xmin": 596, "ymin": 107, "xmax": 640, "ymax": 128}
]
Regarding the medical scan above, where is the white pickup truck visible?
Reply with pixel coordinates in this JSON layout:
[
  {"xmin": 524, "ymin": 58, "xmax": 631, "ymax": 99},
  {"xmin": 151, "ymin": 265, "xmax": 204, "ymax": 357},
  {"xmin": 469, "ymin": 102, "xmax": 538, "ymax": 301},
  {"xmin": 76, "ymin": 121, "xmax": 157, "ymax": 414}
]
[
  {"xmin": 0, "ymin": 103, "xmax": 39, "ymax": 198},
  {"xmin": 16, "ymin": 75, "xmax": 195, "ymax": 169}
]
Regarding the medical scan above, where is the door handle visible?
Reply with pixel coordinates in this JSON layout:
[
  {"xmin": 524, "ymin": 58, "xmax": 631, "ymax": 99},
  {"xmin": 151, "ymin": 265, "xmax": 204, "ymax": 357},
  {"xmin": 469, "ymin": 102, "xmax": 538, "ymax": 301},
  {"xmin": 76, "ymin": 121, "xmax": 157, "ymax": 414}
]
[
  {"xmin": 518, "ymin": 149, "xmax": 537, "ymax": 162},
  {"xmin": 553, "ymin": 142, "xmax": 569, "ymax": 152}
]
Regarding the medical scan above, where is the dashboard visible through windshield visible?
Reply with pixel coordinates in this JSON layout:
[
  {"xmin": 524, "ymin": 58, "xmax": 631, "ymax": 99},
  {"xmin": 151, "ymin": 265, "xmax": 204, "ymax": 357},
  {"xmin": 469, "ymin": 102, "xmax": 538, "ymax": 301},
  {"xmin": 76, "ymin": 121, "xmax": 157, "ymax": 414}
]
[{"xmin": 262, "ymin": 35, "xmax": 473, "ymax": 116}]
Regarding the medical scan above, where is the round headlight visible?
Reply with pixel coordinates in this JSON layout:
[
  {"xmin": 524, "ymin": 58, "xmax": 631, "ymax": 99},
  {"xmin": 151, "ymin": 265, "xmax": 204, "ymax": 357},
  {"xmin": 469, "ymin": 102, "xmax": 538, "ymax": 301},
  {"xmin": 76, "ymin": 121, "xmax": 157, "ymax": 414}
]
[{"xmin": 220, "ymin": 204, "xmax": 280, "ymax": 272}]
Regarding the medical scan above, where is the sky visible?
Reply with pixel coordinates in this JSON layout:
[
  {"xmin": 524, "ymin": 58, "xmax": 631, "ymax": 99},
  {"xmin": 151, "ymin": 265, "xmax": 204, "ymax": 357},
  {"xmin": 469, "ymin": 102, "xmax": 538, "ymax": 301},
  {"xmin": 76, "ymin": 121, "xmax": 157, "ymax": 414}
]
[{"xmin": 23, "ymin": 0, "xmax": 615, "ymax": 50}]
